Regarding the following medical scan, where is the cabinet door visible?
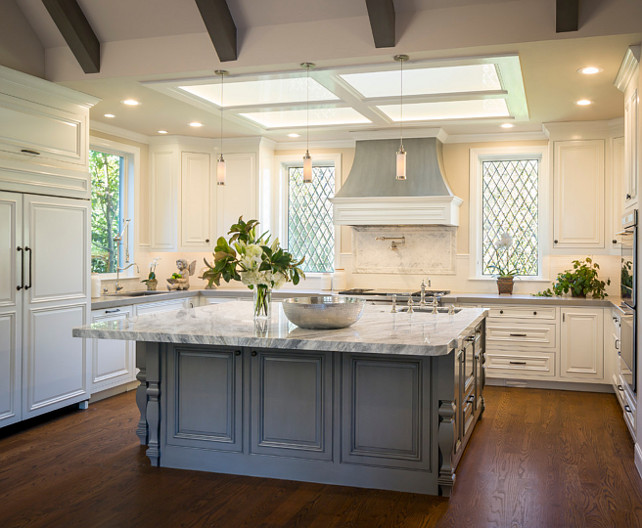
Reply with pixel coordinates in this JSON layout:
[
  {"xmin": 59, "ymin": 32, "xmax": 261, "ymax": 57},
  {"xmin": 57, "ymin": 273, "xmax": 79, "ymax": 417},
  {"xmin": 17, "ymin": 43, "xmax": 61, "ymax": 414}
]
[
  {"xmin": 91, "ymin": 307, "xmax": 135, "ymax": 393},
  {"xmin": 0, "ymin": 192, "xmax": 22, "ymax": 426},
  {"xmin": 624, "ymin": 86, "xmax": 639, "ymax": 208},
  {"xmin": 180, "ymin": 151, "xmax": 214, "ymax": 249},
  {"xmin": 217, "ymin": 153, "xmax": 256, "ymax": 233},
  {"xmin": 135, "ymin": 298, "xmax": 188, "ymax": 316},
  {"xmin": 553, "ymin": 140, "xmax": 605, "ymax": 248},
  {"xmin": 560, "ymin": 308, "xmax": 604, "ymax": 380},
  {"xmin": 611, "ymin": 136, "xmax": 625, "ymax": 250},
  {"xmin": 150, "ymin": 148, "xmax": 178, "ymax": 250},
  {"xmin": 22, "ymin": 195, "xmax": 90, "ymax": 418}
]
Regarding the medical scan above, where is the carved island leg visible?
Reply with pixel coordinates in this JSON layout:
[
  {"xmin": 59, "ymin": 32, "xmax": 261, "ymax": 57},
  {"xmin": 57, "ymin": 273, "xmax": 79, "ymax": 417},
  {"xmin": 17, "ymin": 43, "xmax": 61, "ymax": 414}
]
[
  {"xmin": 438, "ymin": 400, "xmax": 457, "ymax": 497},
  {"xmin": 135, "ymin": 342, "xmax": 148, "ymax": 445},
  {"xmin": 145, "ymin": 344, "xmax": 161, "ymax": 467}
]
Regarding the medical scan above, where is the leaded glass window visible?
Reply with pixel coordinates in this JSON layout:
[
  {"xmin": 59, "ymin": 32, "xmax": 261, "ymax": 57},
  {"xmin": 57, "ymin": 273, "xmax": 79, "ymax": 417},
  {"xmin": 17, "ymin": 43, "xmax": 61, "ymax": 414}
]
[
  {"xmin": 288, "ymin": 165, "xmax": 335, "ymax": 273},
  {"xmin": 481, "ymin": 159, "xmax": 539, "ymax": 276}
]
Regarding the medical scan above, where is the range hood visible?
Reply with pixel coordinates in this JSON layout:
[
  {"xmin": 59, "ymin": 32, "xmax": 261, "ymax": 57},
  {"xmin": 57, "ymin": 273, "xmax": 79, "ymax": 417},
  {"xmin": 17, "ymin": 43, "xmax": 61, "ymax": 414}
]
[{"xmin": 331, "ymin": 138, "xmax": 462, "ymax": 226}]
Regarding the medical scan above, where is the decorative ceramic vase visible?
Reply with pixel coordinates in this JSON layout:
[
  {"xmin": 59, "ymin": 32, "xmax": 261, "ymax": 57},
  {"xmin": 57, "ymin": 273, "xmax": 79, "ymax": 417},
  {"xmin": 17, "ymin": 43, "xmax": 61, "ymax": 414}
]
[
  {"xmin": 253, "ymin": 285, "xmax": 272, "ymax": 319},
  {"xmin": 497, "ymin": 276, "xmax": 514, "ymax": 295},
  {"xmin": 146, "ymin": 278, "xmax": 158, "ymax": 291}
]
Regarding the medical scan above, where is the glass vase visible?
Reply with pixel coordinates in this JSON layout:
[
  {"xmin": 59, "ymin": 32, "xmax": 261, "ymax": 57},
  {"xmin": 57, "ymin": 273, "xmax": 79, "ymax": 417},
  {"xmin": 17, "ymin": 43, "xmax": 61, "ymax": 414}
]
[{"xmin": 253, "ymin": 285, "xmax": 272, "ymax": 320}]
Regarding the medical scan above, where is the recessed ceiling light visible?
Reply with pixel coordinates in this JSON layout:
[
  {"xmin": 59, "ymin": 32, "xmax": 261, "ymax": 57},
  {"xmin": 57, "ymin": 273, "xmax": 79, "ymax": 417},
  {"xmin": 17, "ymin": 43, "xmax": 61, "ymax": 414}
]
[
  {"xmin": 500, "ymin": 123, "xmax": 514, "ymax": 129},
  {"xmin": 576, "ymin": 99, "xmax": 593, "ymax": 106},
  {"xmin": 189, "ymin": 121, "xmax": 203, "ymax": 127},
  {"xmin": 157, "ymin": 130, "xmax": 168, "ymax": 134},
  {"xmin": 287, "ymin": 133, "xmax": 301, "ymax": 138},
  {"xmin": 104, "ymin": 113, "xmax": 115, "ymax": 118},
  {"xmin": 121, "ymin": 99, "xmax": 140, "ymax": 106},
  {"xmin": 578, "ymin": 66, "xmax": 602, "ymax": 75}
]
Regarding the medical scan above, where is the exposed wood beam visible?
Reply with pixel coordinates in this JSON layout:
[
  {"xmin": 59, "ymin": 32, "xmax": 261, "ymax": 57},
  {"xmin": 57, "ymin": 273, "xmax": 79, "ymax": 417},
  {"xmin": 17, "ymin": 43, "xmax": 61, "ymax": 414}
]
[
  {"xmin": 365, "ymin": 0, "xmax": 396, "ymax": 48},
  {"xmin": 556, "ymin": 0, "xmax": 579, "ymax": 32},
  {"xmin": 41, "ymin": 0, "xmax": 100, "ymax": 73},
  {"xmin": 194, "ymin": 0, "xmax": 237, "ymax": 62}
]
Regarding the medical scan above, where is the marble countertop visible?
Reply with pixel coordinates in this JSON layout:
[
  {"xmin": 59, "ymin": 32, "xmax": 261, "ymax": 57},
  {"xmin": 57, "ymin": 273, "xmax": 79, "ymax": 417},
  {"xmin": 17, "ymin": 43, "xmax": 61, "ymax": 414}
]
[{"xmin": 74, "ymin": 301, "xmax": 488, "ymax": 357}]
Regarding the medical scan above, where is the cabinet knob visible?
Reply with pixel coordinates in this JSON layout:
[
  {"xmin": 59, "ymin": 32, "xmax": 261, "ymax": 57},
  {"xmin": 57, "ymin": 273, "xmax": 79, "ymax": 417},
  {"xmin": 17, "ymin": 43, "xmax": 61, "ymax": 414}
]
[
  {"xmin": 499, "ymin": 310, "xmax": 504, "ymax": 314},
  {"xmin": 251, "ymin": 351, "xmax": 257, "ymax": 357},
  {"xmin": 553, "ymin": 239, "xmax": 558, "ymax": 244},
  {"xmin": 205, "ymin": 238, "xmax": 210, "ymax": 243},
  {"xmin": 612, "ymin": 239, "xmax": 618, "ymax": 245},
  {"xmin": 626, "ymin": 194, "xmax": 632, "ymax": 200},
  {"xmin": 533, "ymin": 311, "xmax": 537, "ymax": 315},
  {"xmin": 235, "ymin": 350, "xmax": 241, "ymax": 356}
]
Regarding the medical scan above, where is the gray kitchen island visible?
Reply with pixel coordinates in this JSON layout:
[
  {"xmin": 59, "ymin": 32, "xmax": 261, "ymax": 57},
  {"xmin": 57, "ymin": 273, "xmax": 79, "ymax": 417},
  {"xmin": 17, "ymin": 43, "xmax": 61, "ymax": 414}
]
[{"xmin": 74, "ymin": 301, "xmax": 487, "ymax": 496}]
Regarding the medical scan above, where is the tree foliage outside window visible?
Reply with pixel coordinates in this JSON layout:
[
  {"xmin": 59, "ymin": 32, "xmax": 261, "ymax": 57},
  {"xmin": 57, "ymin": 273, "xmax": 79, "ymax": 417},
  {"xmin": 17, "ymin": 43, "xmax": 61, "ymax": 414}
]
[
  {"xmin": 288, "ymin": 165, "xmax": 335, "ymax": 273},
  {"xmin": 90, "ymin": 150, "xmax": 123, "ymax": 273},
  {"xmin": 481, "ymin": 159, "xmax": 539, "ymax": 276}
]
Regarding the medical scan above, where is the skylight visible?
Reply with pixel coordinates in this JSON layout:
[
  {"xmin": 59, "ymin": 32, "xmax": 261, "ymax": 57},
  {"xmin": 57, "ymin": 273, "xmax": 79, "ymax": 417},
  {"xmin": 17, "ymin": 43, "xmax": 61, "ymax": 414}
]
[
  {"xmin": 239, "ymin": 107, "xmax": 371, "ymax": 128},
  {"xmin": 179, "ymin": 77, "xmax": 339, "ymax": 107},
  {"xmin": 340, "ymin": 64, "xmax": 502, "ymax": 98}
]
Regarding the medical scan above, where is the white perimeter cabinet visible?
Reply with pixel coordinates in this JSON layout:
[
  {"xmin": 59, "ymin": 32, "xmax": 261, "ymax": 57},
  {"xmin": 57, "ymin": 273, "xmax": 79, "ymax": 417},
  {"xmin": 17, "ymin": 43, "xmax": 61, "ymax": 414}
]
[{"xmin": 0, "ymin": 191, "xmax": 91, "ymax": 427}]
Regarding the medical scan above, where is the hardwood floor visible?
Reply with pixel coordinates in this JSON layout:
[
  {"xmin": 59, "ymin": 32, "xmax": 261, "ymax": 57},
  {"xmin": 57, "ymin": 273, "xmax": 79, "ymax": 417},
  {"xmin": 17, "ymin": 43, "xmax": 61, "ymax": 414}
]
[{"xmin": 1, "ymin": 386, "xmax": 641, "ymax": 528}]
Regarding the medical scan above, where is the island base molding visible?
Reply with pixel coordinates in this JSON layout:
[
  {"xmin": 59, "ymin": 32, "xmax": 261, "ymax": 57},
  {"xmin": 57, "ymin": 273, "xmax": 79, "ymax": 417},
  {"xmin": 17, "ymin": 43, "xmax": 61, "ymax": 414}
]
[{"xmin": 135, "ymin": 329, "xmax": 485, "ymax": 497}]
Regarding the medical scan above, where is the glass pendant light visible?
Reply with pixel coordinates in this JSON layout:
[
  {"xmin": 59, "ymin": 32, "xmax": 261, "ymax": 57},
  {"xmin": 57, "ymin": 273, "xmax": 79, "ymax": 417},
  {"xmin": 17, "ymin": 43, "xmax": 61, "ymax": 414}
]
[
  {"xmin": 394, "ymin": 54, "xmax": 408, "ymax": 181},
  {"xmin": 301, "ymin": 62, "xmax": 315, "ymax": 183},
  {"xmin": 215, "ymin": 69, "xmax": 228, "ymax": 186}
]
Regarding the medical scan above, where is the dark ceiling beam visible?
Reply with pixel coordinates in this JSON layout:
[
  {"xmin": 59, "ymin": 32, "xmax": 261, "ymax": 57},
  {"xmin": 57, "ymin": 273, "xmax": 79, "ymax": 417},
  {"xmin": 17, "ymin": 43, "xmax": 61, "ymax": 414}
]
[
  {"xmin": 41, "ymin": 0, "xmax": 100, "ymax": 73},
  {"xmin": 365, "ymin": 0, "xmax": 396, "ymax": 48},
  {"xmin": 556, "ymin": 0, "xmax": 579, "ymax": 32},
  {"xmin": 194, "ymin": 0, "xmax": 237, "ymax": 62}
]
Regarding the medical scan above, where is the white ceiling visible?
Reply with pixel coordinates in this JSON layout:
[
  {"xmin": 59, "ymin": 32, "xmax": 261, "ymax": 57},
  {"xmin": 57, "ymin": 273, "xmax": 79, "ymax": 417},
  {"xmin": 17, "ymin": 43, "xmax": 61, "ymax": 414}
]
[{"xmin": 11, "ymin": 0, "xmax": 642, "ymax": 143}]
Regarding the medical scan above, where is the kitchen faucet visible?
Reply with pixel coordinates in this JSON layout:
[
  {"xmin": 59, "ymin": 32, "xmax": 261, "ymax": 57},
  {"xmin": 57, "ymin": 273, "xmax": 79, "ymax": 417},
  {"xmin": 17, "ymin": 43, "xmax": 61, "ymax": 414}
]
[
  {"xmin": 113, "ymin": 219, "xmax": 139, "ymax": 292},
  {"xmin": 420, "ymin": 278, "xmax": 431, "ymax": 306}
]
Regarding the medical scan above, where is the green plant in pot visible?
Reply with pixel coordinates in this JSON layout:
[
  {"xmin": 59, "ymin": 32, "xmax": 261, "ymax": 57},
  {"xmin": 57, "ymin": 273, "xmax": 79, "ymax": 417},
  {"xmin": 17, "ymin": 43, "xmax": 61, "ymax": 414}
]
[
  {"xmin": 142, "ymin": 257, "xmax": 160, "ymax": 291},
  {"xmin": 536, "ymin": 257, "xmax": 610, "ymax": 299},
  {"xmin": 489, "ymin": 233, "xmax": 519, "ymax": 294}
]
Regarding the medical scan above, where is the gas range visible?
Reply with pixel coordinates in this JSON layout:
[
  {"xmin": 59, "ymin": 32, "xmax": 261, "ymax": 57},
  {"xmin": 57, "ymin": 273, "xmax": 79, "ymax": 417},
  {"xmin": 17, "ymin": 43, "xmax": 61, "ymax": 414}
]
[{"xmin": 337, "ymin": 288, "xmax": 450, "ymax": 301}]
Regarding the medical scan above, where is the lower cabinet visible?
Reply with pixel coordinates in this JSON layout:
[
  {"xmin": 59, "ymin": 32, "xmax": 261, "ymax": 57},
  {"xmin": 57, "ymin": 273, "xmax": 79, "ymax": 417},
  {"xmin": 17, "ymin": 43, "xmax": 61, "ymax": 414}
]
[
  {"xmin": 135, "ymin": 298, "xmax": 191, "ymax": 315},
  {"xmin": 90, "ymin": 307, "xmax": 136, "ymax": 393},
  {"xmin": 560, "ymin": 307, "xmax": 604, "ymax": 380}
]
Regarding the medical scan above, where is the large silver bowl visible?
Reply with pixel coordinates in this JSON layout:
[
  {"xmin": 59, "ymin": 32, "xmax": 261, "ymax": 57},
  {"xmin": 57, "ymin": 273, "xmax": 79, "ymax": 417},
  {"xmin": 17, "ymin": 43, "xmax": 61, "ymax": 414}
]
[{"xmin": 282, "ymin": 296, "xmax": 366, "ymax": 329}]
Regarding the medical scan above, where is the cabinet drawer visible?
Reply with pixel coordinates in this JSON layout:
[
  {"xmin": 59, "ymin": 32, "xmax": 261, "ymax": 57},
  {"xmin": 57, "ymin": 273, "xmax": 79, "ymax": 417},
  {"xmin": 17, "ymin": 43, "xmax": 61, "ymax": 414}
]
[
  {"xmin": 486, "ymin": 322, "xmax": 556, "ymax": 349},
  {"xmin": 485, "ymin": 352, "xmax": 555, "ymax": 377},
  {"xmin": 135, "ymin": 298, "xmax": 187, "ymax": 315},
  {"xmin": 486, "ymin": 306, "xmax": 556, "ymax": 320}
]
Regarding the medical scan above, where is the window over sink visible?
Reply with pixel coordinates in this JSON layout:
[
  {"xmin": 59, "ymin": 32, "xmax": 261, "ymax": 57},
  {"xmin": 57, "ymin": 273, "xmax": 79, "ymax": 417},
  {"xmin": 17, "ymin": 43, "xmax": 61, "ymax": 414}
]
[{"xmin": 469, "ymin": 146, "xmax": 548, "ymax": 280}]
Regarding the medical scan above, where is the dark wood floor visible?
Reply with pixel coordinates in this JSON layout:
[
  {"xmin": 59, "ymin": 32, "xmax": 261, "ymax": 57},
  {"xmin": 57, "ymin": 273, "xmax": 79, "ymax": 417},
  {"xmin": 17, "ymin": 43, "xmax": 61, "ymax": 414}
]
[{"xmin": 1, "ymin": 386, "xmax": 641, "ymax": 528}]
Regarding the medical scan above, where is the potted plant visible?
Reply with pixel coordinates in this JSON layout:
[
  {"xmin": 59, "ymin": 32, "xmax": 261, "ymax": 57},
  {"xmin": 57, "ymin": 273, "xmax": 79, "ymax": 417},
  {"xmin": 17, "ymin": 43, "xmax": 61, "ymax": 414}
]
[
  {"xmin": 488, "ymin": 233, "xmax": 519, "ymax": 295},
  {"xmin": 536, "ymin": 257, "xmax": 610, "ymax": 299},
  {"xmin": 201, "ymin": 217, "xmax": 305, "ymax": 319},
  {"xmin": 142, "ymin": 257, "xmax": 160, "ymax": 291}
]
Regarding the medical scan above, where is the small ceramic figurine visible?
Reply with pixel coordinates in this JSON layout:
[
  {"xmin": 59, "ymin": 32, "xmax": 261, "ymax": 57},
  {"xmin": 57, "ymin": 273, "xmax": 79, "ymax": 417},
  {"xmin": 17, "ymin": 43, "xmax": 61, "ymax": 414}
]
[{"xmin": 167, "ymin": 259, "xmax": 197, "ymax": 291}]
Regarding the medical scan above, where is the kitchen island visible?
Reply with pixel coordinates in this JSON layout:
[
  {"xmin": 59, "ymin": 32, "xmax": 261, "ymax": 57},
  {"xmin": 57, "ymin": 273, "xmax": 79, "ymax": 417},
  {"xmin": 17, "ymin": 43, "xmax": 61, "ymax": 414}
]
[{"xmin": 74, "ymin": 301, "xmax": 487, "ymax": 496}]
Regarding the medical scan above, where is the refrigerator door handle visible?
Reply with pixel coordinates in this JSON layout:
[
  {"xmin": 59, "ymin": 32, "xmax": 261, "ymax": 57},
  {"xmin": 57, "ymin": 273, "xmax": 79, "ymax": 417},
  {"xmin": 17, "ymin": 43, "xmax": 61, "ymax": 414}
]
[
  {"xmin": 17, "ymin": 246, "xmax": 24, "ymax": 291},
  {"xmin": 25, "ymin": 246, "xmax": 32, "ymax": 290}
]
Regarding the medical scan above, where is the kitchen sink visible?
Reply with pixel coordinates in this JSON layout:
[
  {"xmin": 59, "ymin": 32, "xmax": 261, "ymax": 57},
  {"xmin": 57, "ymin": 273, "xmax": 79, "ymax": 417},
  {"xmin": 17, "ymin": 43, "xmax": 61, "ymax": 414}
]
[
  {"xmin": 398, "ymin": 306, "xmax": 462, "ymax": 314},
  {"xmin": 105, "ymin": 290, "xmax": 167, "ymax": 297}
]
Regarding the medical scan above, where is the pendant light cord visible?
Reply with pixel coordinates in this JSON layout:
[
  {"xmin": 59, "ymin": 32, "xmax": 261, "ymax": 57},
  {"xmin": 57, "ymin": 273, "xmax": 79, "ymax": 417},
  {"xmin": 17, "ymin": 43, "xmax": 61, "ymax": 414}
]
[
  {"xmin": 399, "ymin": 57, "xmax": 403, "ymax": 150},
  {"xmin": 306, "ymin": 64, "xmax": 310, "ymax": 154},
  {"xmin": 220, "ymin": 72, "xmax": 224, "ymax": 155}
]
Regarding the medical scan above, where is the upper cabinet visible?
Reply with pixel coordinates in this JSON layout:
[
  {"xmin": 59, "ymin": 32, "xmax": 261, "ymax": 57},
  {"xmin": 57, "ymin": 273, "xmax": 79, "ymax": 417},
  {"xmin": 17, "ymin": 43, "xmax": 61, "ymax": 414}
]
[
  {"xmin": 615, "ymin": 45, "xmax": 640, "ymax": 212},
  {"xmin": 553, "ymin": 139, "xmax": 605, "ymax": 249},
  {"xmin": 148, "ymin": 138, "xmax": 266, "ymax": 251},
  {"xmin": 0, "ymin": 65, "xmax": 98, "ymax": 199}
]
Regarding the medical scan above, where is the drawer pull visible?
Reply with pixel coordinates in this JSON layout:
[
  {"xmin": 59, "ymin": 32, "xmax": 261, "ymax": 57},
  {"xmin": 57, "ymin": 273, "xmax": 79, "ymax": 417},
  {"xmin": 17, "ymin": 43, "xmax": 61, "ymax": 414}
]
[
  {"xmin": 251, "ymin": 351, "xmax": 257, "ymax": 357},
  {"xmin": 509, "ymin": 360, "xmax": 527, "ymax": 365},
  {"xmin": 21, "ymin": 148, "xmax": 40, "ymax": 155},
  {"xmin": 509, "ymin": 333, "xmax": 528, "ymax": 337},
  {"xmin": 105, "ymin": 308, "xmax": 121, "ymax": 314},
  {"xmin": 533, "ymin": 311, "xmax": 537, "ymax": 315},
  {"xmin": 615, "ymin": 339, "xmax": 620, "ymax": 350},
  {"xmin": 467, "ymin": 395, "xmax": 475, "ymax": 403},
  {"xmin": 235, "ymin": 350, "xmax": 241, "ymax": 356},
  {"xmin": 499, "ymin": 310, "xmax": 504, "ymax": 314},
  {"xmin": 618, "ymin": 385, "xmax": 624, "ymax": 391},
  {"xmin": 625, "ymin": 405, "xmax": 633, "ymax": 413}
]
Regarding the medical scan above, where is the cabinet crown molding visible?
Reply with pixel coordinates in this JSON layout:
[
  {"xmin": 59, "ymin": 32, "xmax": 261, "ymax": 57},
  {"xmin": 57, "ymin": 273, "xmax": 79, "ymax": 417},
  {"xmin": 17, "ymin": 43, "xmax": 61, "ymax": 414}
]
[{"xmin": 615, "ymin": 44, "xmax": 641, "ymax": 93}]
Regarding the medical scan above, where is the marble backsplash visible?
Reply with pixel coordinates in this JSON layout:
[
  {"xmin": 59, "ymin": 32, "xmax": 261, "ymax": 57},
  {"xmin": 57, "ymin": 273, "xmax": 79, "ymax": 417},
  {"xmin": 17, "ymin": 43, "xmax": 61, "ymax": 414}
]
[{"xmin": 352, "ymin": 225, "xmax": 457, "ymax": 274}]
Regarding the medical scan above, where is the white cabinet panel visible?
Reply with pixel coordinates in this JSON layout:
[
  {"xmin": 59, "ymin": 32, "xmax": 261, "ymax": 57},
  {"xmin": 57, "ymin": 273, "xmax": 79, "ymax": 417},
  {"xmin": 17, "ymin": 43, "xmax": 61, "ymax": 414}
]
[
  {"xmin": 624, "ymin": 86, "xmax": 638, "ymax": 208},
  {"xmin": 91, "ymin": 307, "xmax": 135, "ymax": 393},
  {"xmin": 150, "ymin": 149, "xmax": 178, "ymax": 250},
  {"xmin": 560, "ymin": 308, "xmax": 604, "ymax": 380},
  {"xmin": 217, "ymin": 153, "xmax": 257, "ymax": 232},
  {"xmin": 0, "ymin": 312, "xmax": 21, "ymax": 426},
  {"xmin": 0, "ymin": 192, "xmax": 21, "ymax": 305},
  {"xmin": 553, "ymin": 140, "xmax": 605, "ymax": 248},
  {"xmin": 25, "ymin": 195, "xmax": 88, "ymax": 303},
  {"xmin": 23, "ymin": 303, "xmax": 88, "ymax": 418},
  {"xmin": 181, "ymin": 151, "xmax": 214, "ymax": 249}
]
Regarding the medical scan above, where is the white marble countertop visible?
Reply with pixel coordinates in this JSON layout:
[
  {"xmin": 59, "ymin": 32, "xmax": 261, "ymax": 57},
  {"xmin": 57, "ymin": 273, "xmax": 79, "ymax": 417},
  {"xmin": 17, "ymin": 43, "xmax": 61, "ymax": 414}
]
[{"xmin": 74, "ymin": 301, "xmax": 488, "ymax": 357}]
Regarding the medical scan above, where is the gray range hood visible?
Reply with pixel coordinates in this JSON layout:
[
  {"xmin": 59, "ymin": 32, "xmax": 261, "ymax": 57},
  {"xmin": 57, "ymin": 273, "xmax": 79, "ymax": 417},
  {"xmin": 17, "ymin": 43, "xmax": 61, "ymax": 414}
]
[{"xmin": 331, "ymin": 138, "xmax": 462, "ymax": 226}]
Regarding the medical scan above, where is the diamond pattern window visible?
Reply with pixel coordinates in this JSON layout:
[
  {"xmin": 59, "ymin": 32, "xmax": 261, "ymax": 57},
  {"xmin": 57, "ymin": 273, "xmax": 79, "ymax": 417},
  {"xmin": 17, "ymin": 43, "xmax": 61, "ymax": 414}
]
[
  {"xmin": 288, "ymin": 165, "xmax": 335, "ymax": 273},
  {"xmin": 481, "ymin": 159, "xmax": 539, "ymax": 276}
]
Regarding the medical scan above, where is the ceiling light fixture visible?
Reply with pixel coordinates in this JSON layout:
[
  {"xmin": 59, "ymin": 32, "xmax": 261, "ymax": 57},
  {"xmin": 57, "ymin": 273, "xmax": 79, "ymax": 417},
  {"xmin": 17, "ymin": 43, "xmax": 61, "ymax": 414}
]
[
  {"xmin": 576, "ymin": 99, "xmax": 593, "ymax": 106},
  {"xmin": 288, "ymin": 133, "xmax": 301, "ymax": 138},
  {"xmin": 157, "ymin": 130, "xmax": 168, "ymax": 134},
  {"xmin": 215, "ymin": 69, "xmax": 228, "ymax": 186},
  {"xmin": 122, "ymin": 99, "xmax": 139, "ymax": 106},
  {"xmin": 301, "ymin": 62, "xmax": 314, "ymax": 183},
  {"xmin": 500, "ymin": 123, "xmax": 515, "ymax": 129},
  {"xmin": 394, "ymin": 54, "xmax": 409, "ymax": 181},
  {"xmin": 189, "ymin": 121, "xmax": 204, "ymax": 127},
  {"xmin": 104, "ymin": 113, "xmax": 115, "ymax": 118},
  {"xmin": 578, "ymin": 66, "xmax": 602, "ymax": 75}
]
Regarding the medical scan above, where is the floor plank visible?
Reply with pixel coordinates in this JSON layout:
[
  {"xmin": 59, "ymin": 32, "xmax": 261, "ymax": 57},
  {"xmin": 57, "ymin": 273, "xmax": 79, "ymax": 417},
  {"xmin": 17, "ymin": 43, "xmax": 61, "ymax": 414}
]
[{"xmin": 0, "ymin": 386, "xmax": 641, "ymax": 528}]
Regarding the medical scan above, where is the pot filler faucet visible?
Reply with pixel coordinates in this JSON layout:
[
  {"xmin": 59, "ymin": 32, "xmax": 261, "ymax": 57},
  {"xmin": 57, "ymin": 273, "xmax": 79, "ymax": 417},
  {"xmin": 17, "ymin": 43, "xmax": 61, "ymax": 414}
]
[{"xmin": 114, "ymin": 219, "xmax": 139, "ymax": 292}]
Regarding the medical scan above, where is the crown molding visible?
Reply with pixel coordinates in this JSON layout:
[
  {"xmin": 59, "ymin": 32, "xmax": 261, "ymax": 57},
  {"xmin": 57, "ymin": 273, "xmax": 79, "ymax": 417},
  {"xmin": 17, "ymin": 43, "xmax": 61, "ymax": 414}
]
[
  {"xmin": 614, "ymin": 44, "xmax": 641, "ymax": 93},
  {"xmin": 90, "ymin": 120, "xmax": 150, "ymax": 144}
]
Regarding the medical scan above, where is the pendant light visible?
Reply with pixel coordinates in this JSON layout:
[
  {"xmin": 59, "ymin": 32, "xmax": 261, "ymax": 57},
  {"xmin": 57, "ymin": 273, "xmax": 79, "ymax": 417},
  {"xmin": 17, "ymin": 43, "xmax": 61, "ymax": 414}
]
[
  {"xmin": 215, "ymin": 69, "xmax": 228, "ymax": 186},
  {"xmin": 301, "ymin": 62, "xmax": 315, "ymax": 183},
  {"xmin": 394, "ymin": 54, "xmax": 409, "ymax": 181}
]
